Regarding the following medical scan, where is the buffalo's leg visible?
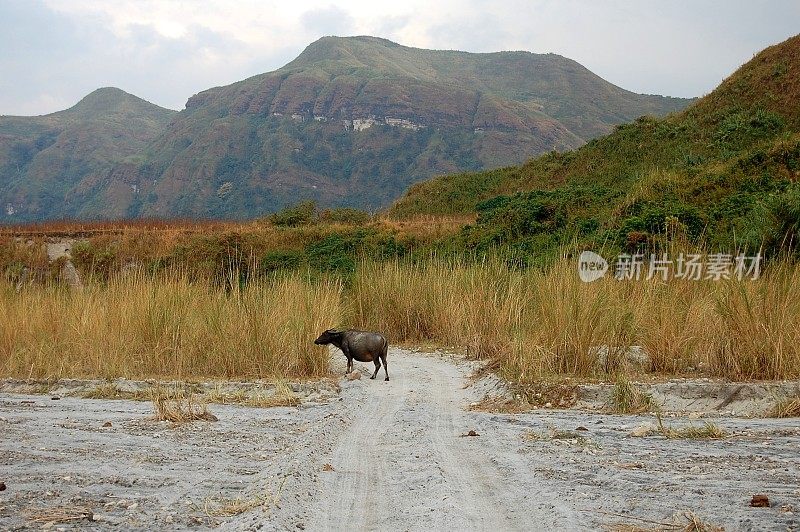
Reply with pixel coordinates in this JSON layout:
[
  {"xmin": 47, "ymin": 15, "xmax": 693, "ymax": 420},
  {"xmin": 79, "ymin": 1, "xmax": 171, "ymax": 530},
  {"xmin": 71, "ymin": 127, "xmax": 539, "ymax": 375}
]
[
  {"xmin": 371, "ymin": 357, "xmax": 381, "ymax": 380},
  {"xmin": 381, "ymin": 353, "xmax": 389, "ymax": 381}
]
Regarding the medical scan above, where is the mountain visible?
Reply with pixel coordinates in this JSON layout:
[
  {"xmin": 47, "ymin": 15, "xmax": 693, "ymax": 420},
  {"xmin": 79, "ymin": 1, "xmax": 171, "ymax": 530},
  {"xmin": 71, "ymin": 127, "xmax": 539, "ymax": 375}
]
[
  {"xmin": 390, "ymin": 34, "xmax": 800, "ymax": 259},
  {"xmin": 0, "ymin": 88, "xmax": 176, "ymax": 219},
  {"xmin": 0, "ymin": 37, "xmax": 690, "ymax": 222}
]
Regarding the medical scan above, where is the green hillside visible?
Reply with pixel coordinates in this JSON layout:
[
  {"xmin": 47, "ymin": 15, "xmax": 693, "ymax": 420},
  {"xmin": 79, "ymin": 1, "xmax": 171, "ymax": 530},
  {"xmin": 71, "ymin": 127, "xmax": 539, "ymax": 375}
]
[
  {"xmin": 390, "ymin": 34, "xmax": 800, "ymax": 260},
  {"xmin": 0, "ymin": 88, "xmax": 176, "ymax": 219}
]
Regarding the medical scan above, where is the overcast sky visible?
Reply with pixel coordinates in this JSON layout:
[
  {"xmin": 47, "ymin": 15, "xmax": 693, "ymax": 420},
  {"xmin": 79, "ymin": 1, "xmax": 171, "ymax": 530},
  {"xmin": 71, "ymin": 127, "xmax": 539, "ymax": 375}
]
[{"xmin": 1, "ymin": 0, "xmax": 797, "ymax": 115}]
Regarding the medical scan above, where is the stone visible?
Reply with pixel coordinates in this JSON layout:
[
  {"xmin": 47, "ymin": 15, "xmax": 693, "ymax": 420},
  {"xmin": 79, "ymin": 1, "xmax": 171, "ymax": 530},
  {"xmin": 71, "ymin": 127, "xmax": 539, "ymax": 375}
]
[
  {"xmin": 60, "ymin": 259, "xmax": 83, "ymax": 289},
  {"xmin": 750, "ymin": 494, "xmax": 770, "ymax": 507},
  {"xmin": 630, "ymin": 423, "xmax": 656, "ymax": 437}
]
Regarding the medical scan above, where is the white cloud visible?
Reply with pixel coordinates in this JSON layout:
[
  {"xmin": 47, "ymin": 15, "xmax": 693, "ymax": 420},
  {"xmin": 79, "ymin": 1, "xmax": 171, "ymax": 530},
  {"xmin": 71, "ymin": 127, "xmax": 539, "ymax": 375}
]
[{"xmin": 1, "ymin": 0, "xmax": 798, "ymax": 114}]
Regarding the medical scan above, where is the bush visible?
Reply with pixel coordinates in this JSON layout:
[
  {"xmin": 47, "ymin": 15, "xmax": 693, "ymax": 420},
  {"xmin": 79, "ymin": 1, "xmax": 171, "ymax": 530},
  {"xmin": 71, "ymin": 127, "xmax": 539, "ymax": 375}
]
[
  {"xmin": 260, "ymin": 250, "xmax": 305, "ymax": 273},
  {"xmin": 72, "ymin": 241, "xmax": 117, "ymax": 279},
  {"xmin": 305, "ymin": 234, "xmax": 361, "ymax": 275},
  {"xmin": 267, "ymin": 200, "xmax": 318, "ymax": 227},
  {"xmin": 319, "ymin": 207, "xmax": 370, "ymax": 225}
]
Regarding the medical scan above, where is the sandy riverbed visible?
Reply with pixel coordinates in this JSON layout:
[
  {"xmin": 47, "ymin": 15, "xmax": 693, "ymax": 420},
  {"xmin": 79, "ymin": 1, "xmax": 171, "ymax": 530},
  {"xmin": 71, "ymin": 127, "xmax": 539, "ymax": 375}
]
[{"xmin": 1, "ymin": 349, "xmax": 799, "ymax": 530}]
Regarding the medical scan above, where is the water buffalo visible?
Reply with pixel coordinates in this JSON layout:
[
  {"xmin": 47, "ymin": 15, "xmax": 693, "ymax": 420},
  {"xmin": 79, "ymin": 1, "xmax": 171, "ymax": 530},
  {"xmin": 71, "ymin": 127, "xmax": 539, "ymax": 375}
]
[{"xmin": 314, "ymin": 329, "xmax": 389, "ymax": 381}]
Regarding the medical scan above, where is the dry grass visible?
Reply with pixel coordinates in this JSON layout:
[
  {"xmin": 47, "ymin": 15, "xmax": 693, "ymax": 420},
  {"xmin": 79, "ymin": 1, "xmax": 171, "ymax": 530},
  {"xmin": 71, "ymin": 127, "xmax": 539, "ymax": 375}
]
[
  {"xmin": 205, "ymin": 381, "xmax": 300, "ymax": 408},
  {"xmin": 1, "ymin": 254, "xmax": 799, "ymax": 383},
  {"xmin": 609, "ymin": 375, "xmax": 657, "ymax": 414},
  {"xmin": 203, "ymin": 491, "xmax": 275, "ymax": 517},
  {"xmin": 81, "ymin": 383, "xmax": 139, "ymax": 400},
  {"xmin": 712, "ymin": 262, "xmax": 800, "ymax": 379},
  {"xmin": 23, "ymin": 505, "xmax": 93, "ymax": 524},
  {"xmin": 468, "ymin": 394, "xmax": 532, "ymax": 414},
  {"xmin": 150, "ymin": 385, "xmax": 218, "ymax": 422},
  {"xmin": 602, "ymin": 510, "xmax": 722, "ymax": 531},
  {"xmin": 655, "ymin": 413, "xmax": 727, "ymax": 439},
  {"xmin": 518, "ymin": 380, "xmax": 579, "ymax": 408},
  {"xmin": 352, "ymin": 257, "xmax": 800, "ymax": 382},
  {"xmin": 0, "ymin": 271, "xmax": 341, "ymax": 380},
  {"xmin": 766, "ymin": 395, "xmax": 800, "ymax": 418},
  {"xmin": 523, "ymin": 425, "xmax": 597, "ymax": 448}
]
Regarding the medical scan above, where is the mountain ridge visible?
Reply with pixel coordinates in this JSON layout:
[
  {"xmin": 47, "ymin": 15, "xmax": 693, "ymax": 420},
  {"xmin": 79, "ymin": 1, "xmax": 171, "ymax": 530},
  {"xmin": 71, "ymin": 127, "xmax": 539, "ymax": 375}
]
[{"xmin": 1, "ymin": 36, "xmax": 692, "ymax": 222}]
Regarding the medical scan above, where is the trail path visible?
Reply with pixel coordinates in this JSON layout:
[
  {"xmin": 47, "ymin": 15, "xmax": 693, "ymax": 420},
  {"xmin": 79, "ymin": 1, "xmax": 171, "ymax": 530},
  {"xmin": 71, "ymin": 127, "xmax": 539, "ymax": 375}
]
[
  {"xmin": 1, "ymin": 348, "xmax": 799, "ymax": 531},
  {"xmin": 305, "ymin": 350, "xmax": 574, "ymax": 531}
]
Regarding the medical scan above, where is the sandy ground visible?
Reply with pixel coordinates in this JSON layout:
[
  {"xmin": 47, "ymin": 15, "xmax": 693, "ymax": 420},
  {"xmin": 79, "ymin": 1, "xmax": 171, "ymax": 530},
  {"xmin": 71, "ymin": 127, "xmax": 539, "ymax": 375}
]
[{"xmin": 1, "ymin": 349, "xmax": 800, "ymax": 531}]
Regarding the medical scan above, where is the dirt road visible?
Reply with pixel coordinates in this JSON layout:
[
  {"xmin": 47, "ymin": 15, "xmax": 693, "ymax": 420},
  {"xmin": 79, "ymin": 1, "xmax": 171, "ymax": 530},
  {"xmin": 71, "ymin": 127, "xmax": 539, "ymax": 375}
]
[
  {"xmin": 2, "ymin": 349, "xmax": 800, "ymax": 531},
  {"xmin": 303, "ymin": 351, "xmax": 578, "ymax": 531}
]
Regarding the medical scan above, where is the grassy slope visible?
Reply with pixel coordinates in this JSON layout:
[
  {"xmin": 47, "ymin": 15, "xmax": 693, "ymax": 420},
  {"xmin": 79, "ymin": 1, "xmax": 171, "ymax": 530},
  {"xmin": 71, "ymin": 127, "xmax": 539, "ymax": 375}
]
[{"xmin": 389, "ymin": 34, "xmax": 800, "ymax": 257}]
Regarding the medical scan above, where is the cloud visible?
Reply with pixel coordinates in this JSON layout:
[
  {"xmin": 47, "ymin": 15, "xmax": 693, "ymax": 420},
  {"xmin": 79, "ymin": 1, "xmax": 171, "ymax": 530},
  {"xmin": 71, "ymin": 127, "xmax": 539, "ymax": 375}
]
[
  {"xmin": 301, "ymin": 5, "xmax": 355, "ymax": 36},
  {"xmin": 1, "ymin": 0, "xmax": 798, "ymax": 115}
]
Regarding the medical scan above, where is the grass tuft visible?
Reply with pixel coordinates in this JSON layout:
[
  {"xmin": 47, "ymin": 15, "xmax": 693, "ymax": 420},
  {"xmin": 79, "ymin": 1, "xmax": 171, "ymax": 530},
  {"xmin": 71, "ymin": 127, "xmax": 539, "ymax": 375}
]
[
  {"xmin": 656, "ymin": 413, "xmax": 727, "ymax": 439},
  {"xmin": 81, "ymin": 383, "xmax": 126, "ymax": 399},
  {"xmin": 468, "ymin": 394, "xmax": 531, "ymax": 414},
  {"xmin": 203, "ymin": 491, "xmax": 274, "ymax": 517},
  {"xmin": 205, "ymin": 381, "xmax": 300, "ymax": 408},
  {"xmin": 151, "ymin": 385, "xmax": 217, "ymax": 423},
  {"xmin": 609, "ymin": 375, "xmax": 657, "ymax": 414},
  {"xmin": 23, "ymin": 505, "xmax": 93, "ymax": 525},
  {"xmin": 523, "ymin": 425, "xmax": 598, "ymax": 448},
  {"xmin": 766, "ymin": 395, "xmax": 800, "ymax": 418}
]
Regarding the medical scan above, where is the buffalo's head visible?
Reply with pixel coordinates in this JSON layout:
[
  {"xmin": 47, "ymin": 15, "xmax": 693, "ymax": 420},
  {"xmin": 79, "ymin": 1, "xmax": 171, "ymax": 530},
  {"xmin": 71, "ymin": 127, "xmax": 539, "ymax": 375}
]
[{"xmin": 314, "ymin": 329, "xmax": 340, "ymax": 345}]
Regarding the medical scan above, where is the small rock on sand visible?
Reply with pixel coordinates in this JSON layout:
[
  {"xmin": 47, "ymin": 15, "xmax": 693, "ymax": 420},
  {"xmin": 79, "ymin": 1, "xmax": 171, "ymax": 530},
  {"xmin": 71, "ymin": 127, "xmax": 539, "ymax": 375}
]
[
  {"xmin": 750, "ymin": 494, "xmax": 770, "ymax": 507},
  {"xmin": 630, "ymin": 423, "xmax": 656, "ymax": 437},
  {"xmin": 346, "ymin": 371, "xmax": 362, "ymax": 381}
]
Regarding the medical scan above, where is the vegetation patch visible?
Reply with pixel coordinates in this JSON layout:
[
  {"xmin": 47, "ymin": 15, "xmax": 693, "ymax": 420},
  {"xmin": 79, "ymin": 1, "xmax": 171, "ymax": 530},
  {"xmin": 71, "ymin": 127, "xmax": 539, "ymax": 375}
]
[
  {"xmin": 150, "ymin": 386, "xmax": 218, "ymax": 423},
  {"xmin": 655, "ymin": 413, "xmax": 727, "ymax": 440},
  {"xmin": 523, "ymin": 425, "xmax": 599, "ymax": 449},
  {"xmin": 468, "ymin": 394, "xmax": 532, "ymax": 414},
  {"xmin": 609, "ymin": 375, "xmax": 658, "ymax": 414},
  {"xmin": 766, "ymin": 395, "xmax": 800, "ymax": 418},
  {"xmin": 203, "ymin": 491, "xmax": 275, "ymax": 517},
  {"xmin": 205, "ymin": 381, "xmax": 300, "ymax": 408},
  {"xmin": 81, "ymin": 383, "xmax": 147, "ymax": 400}
]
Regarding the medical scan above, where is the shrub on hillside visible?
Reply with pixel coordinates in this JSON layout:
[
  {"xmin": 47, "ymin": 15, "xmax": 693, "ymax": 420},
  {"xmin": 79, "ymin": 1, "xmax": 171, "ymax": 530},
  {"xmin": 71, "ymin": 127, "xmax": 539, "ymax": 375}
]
[
  {"xmin": 72, "ymin": 241, "xmax": 117, "ymax": 279},
  {"xmin": 267, "ymin": 200, "xmax": 318, "ymax": 227},
  {"xmin": 260, "ymin": 250, "xmax": 305, "ymax": 273},
  {"xmin": 319, "ymin": 207, "xmax": 370, "ymax": 225}
]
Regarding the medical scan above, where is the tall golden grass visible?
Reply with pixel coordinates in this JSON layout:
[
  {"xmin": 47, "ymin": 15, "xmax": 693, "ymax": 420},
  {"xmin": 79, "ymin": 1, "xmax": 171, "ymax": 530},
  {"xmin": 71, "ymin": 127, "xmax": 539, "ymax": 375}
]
[
  {"xmin": 0, "ymin": 271, "xmax": 341, "ymax": 380},
  {"xmin": 351, "ymin": 257, "xmax": 800, "ymax": 381},
  {"xmin": 1, "ymin": 257, "xmax": 798, "ymax": 382}
]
